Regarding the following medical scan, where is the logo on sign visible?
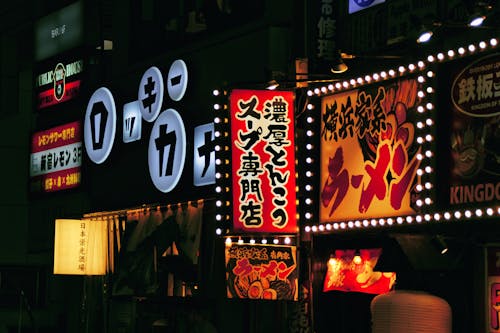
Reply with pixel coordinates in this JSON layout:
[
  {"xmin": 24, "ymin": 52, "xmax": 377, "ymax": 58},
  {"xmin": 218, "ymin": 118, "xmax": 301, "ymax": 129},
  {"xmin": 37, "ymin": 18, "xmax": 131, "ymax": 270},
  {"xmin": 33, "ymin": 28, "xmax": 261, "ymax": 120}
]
[
  {"xmin": 53, "ymin": 63, "xmax": 66, "ymax": 101},
  {"xmin": 84, "ymin": 87, "xmax": 116, "ymax": 164},
  {"xmin": 148, "ymin": 109, "xmax": 186, "ymax": 193}
]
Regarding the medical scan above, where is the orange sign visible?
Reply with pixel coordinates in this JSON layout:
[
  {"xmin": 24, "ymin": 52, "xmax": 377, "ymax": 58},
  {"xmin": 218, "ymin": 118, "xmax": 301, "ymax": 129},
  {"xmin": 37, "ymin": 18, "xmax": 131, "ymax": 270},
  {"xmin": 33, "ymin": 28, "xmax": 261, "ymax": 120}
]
[{"xmin": 320, "ymin": 78, "xmax": 421, "ymax": 222}]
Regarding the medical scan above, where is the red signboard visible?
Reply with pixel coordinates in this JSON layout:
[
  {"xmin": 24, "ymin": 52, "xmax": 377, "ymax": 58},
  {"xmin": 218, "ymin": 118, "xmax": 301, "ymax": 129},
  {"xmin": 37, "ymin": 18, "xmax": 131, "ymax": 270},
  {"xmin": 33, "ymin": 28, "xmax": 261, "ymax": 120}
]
[
  {"xmin": 225, "ymin": 243, "xmax": 298, "ymax": 300},
  {"xmin": 36, "ymin": 59, "xmax": 83, "ymax": 109},
  {"xmin": 230, "ymin": 89, "xmax": 297, "ymax": 233},
  {"xmin": 320, "ymin": 78, "xmax": 421, "ymax": 222},
  {"xmin": 323, "ymin": 248, "xmax": 396, "ymax": 295},
  {"xmin": 487, "ymin": 247, "xmax": 500, "ymax": 333},
  {"xmin": 30, "ymin": 121, "xmax": 82, "ymax": 192}
]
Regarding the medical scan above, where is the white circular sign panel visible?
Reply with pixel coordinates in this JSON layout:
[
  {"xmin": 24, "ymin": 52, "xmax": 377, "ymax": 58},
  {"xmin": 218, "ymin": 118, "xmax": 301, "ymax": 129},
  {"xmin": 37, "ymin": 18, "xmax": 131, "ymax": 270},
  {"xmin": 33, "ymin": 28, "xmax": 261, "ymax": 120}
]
[
  {"xmin": 84, "ymin": 87, "xmax": 116, "ymax": 164},
  {"xmin": 167, "ymin": 59, "xmax": 188, "ymax": 102},
  {"xmin": 148, "ymin": 108, "xmax": 186, "ymax": 193},
  {"xmin": 138, "ymin": 66, "xmax": 164, "ymax": 122}
]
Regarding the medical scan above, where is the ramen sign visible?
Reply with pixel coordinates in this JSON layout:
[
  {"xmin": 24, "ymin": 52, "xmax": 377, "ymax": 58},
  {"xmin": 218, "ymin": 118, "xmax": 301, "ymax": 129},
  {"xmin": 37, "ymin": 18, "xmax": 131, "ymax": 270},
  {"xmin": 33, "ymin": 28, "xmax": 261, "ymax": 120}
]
[{"xmin": 451, "ymin": 53, "xmax": 500, "ymax": 117}]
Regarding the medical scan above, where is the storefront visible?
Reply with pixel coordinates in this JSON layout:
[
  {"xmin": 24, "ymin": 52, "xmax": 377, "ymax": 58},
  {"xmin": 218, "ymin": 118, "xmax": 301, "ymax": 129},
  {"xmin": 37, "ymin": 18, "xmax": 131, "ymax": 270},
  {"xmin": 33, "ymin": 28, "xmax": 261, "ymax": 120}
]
[{"xmin": 300, "ymin": 37, "xmax": 500, "ymax": 333}]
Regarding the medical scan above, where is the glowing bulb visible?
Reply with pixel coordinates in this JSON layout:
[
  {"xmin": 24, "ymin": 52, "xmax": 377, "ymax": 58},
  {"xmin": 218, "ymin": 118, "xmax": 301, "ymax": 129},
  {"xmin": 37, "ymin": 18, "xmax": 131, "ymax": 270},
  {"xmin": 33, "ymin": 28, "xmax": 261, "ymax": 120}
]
[{"xmin": 353, "ymin": 252, "xmax": 362, "ymax": 265}]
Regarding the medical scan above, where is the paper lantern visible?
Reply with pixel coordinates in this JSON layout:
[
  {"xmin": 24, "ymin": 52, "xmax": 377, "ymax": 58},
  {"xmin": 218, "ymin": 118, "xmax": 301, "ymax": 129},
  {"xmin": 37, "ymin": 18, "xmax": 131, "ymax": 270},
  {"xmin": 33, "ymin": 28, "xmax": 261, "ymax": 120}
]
[
  {"xmin": 371, "ymin": 290, "xmax": 452, "ymax": 333},
  {"xmin": 53, "ymin": 219, "xmax": 108, "ymax": 275}
]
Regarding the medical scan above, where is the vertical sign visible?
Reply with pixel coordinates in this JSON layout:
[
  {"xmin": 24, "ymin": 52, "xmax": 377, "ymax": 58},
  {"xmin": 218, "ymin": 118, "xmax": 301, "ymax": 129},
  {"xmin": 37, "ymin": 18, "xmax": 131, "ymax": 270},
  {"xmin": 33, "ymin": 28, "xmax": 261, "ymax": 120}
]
[
  {"xmin": 315, "ymin": 0, "xmax": 337, "ymax": 64},
  {"xmin": 53, "ymin": 219, "xmax": 108, "ymax": 275},
  {"xmin": 230, "ymin": 89, "xmax": 297, "ymax": 233},
  {"xmin": 320, "ymin": 78, "xmax": 421, "ymax": 222},
  {"xmin": 487, "ymin": 247, "xmax": 500, "ymax": 333}
]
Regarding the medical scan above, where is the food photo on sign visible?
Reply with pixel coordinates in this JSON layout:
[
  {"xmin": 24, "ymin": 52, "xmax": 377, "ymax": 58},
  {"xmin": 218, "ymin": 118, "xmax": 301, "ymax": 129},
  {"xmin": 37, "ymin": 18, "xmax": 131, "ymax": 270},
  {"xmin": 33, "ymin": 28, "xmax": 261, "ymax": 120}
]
[{"xmin": 225, "ymin": 242, "xmax": 298, "ymax": 301}]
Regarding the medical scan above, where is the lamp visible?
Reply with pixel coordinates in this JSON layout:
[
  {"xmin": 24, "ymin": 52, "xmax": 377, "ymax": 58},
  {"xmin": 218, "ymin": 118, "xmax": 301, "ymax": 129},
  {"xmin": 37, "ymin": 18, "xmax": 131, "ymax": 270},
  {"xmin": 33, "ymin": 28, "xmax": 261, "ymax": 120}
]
[
  {"xmin": 431, "ymin": 235, "xmax": 448, "ymax": 255},
  {"xmin": 468, "ymin": 2, "xmax": 493, "ymax": 27},
  {"xmin": 330, "ymin": 56, "xmax": 349, "ymax": 74},
  {"xmin": 54, "ymin": 219, "xmax": 109, "ymax": 275},
  {"xmin": 53, "ymin": 218, "xmax": 112, "ymax": 333}
]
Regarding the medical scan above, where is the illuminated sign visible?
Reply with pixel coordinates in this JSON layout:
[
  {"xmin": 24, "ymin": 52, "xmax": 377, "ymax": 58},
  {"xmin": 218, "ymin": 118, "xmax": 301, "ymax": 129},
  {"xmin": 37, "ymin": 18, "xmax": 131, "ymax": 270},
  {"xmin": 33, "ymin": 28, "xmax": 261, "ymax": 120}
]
[
  {"xmin": 349, "ymin": 0, "xmax": 385, "ymax": 14},
  {"xmin": 225, "ymin": 243, "xmax": 298, "ymax": 301},
  {"xmin": 319, "ymin": 78, "xmax": 421, "ymax": 223},
  {"xmin": 323, "ymin": 248, "xmax": 396, "ymax": 294},
  {"xmin": 84, "ymin": 87, "xmax": 117, "ymax": 164},
  {"xmin": 36, "ymin": 59, "xmax": 83, "ymax": 109},
  {"xmin": 30, "ymin": 121, "xmax": 82, "ymax": 193},
  {"xmin": 34, "ymin": 1, "xmax": 84, "ymax": 61},
  {"xmin": 193, "ymin": 123, "xmax": 215, "ymax": 186},
  {"xmin": 487, "ymin": 247, "xmax": 500, "ymax": 333},
  {"xmin": 446, "ymin": 53, "xmax": 500, "ymax": 208},
  {"xmin": 138, "ymin": 66, "xmax": 164, "ymax": 122},
  {"xmin": 167, "ymin": 59, "xmax": 188, "ymax": 101},
  {"xmin": 84, "ymin": 59, "xmax": 214, "ymax": 194},
  {"xmin": 230, "ymin": 89, "xmax": 297, "ymax": 233},
  {"xmin": 53, "ymin": 219, "xmax": 108, "ymax": 275},
  {"xmin": 148, "ymin": 109, "xmax": 187, "ymax": 193},
  {"xmin": 122, "ymin": 101, "xmax": 142, "ymax": 143}
]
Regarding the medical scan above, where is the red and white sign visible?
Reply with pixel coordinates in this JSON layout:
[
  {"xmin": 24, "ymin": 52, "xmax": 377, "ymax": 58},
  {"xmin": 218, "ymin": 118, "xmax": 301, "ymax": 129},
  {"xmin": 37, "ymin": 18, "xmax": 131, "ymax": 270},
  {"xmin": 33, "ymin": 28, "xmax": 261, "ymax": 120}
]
[
  {"xmin": 30, "ymin": 121, "xmax": 82, "ymax": 192},
  {"xmin": 230, "ymin": 89, "xmax": 297, "ymax": 233}
]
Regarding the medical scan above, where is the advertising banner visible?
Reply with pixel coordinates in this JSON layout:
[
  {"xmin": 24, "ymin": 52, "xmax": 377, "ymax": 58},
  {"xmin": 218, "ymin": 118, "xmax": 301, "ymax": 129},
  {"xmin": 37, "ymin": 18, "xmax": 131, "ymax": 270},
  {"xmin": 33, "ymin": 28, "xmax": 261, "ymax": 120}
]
[
  {"xmin": 323, "ymin": 248, "xmax": 396, "ymax": 295},
  {"xmin": 30, "ymin": 121, "xmax": 82, "ymax": 193},
  {"xmin": 230, "ymin": 89, "xmax": 297, "ymax": 233},
  {"xmin": 320, "ymin": 77, "xmax": 421, "ymax": 223},
  {"xmin": 443, "ymin": 53, "xmax": 500, "ymax": 209},
  {"xmin": 225, "ymin": 243, "xmax": 298, "ymax": 301},
  {"xmin": 487, "ymin": 246, "xmax": 500, "ymax": 333}
]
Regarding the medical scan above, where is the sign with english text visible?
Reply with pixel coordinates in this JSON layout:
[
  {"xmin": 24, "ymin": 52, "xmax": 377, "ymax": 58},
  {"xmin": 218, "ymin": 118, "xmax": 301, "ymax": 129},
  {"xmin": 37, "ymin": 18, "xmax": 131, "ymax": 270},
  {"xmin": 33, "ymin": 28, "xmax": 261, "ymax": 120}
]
[
  {"xmin": 320, "ymin": 78, "xmax": 421, "ymax": 223},
  {"xmin": 230, "ymin": 90, "xmax": 297, "ymax": 233},
  {"xmin": 437, "ymin": 53, "xmax": 500, "ymax": 209},
  {"xmin": 35, "ymin": 58, "xmax": 83, "ymax": 109}
]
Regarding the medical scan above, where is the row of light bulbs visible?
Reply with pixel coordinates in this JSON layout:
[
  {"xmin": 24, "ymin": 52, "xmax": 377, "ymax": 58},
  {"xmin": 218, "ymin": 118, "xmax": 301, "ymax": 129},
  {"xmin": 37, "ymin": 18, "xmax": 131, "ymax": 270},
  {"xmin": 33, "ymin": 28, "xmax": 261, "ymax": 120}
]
[
  {"xmin": 211, "ymin": 37, "xmax": 499, "ymax": 236},
  {"xmin": 304, "ymin": 206, "xmax": 500, "ymax": 234},
  {"xmin": 223, "ymin": 235, "xmax": 295, "ymax": 246}
]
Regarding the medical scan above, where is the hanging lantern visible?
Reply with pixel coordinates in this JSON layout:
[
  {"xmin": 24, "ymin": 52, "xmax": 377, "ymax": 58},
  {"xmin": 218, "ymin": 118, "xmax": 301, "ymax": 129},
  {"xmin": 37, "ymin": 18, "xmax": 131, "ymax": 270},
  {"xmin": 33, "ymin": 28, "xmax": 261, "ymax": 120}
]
[
  {"xmin": 371, "ymin": 290, "xmax": 452, "ymax": 333},
  {"xmin": 53, "ymin": 219, "xmax": 108, "ymax": 275}
]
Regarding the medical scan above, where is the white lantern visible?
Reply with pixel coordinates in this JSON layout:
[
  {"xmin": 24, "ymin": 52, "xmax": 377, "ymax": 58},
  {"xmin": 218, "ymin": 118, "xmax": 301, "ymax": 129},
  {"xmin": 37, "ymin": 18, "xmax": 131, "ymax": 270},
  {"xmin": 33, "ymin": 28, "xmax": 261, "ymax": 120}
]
[
  {"xmin": 371, "ymin": 290, "xmax": 452, "ymax": 333},
  {"xmin": 53, "ymin": 219, "xmax": 108, "ymax": 275}
]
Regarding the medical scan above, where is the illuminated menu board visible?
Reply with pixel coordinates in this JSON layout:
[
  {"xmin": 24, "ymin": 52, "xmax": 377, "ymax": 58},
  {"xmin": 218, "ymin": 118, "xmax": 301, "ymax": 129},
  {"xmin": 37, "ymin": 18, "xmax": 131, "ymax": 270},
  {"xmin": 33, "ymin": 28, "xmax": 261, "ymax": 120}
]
[{"xmin": 30, "ymin": 121, "xmax": 82, "ymax": 193}]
